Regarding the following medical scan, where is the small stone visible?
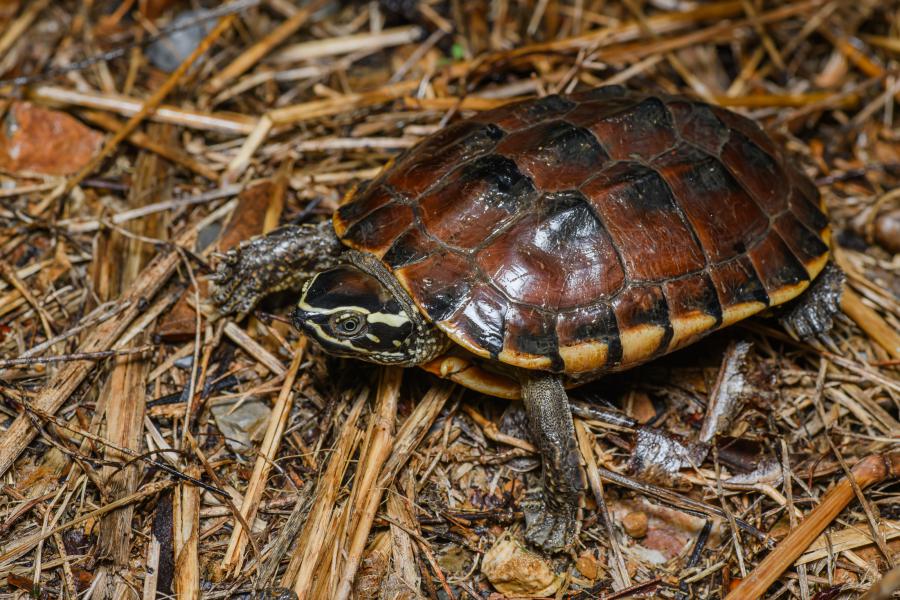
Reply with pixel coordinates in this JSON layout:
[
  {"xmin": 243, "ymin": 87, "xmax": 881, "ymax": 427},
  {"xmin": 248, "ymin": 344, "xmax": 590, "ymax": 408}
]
[
  {"xmin": 874, "ymin": 208, "xmax": 900, "ymax": 254},
  {"xmin": 575, "ymin": 551, "xmax": 603, "ymax": 580},
  {"xmin": 0, "ymin": 102, "xmax": 103, "ymax": 176},
  {"xmin": 481, "ymin": 535, "xmax": 561, "ymax": 597},
  {"xmin": 210, "ymin": 399, "xmax": 272, "ymax": 453},
  {"xmin": 146, "ymin": 9, "xmax": 216, "ymax": 72},
  {"xmin": 622, "ymin": 511, "xmax": 649, "ymax": 538}
]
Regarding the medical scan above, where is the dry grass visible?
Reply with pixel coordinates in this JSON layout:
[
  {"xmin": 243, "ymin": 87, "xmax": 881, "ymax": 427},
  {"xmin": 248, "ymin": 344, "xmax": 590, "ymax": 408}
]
[{"xmin": 0, "ymin": 0, "xmax": 898, "ymax": 598}]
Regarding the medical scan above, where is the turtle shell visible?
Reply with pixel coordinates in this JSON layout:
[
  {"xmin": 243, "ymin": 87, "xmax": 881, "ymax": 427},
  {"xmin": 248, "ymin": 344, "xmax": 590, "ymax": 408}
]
[{"xmin": 333, "ymin": 86, "xmax": 831, "ymax": 376}]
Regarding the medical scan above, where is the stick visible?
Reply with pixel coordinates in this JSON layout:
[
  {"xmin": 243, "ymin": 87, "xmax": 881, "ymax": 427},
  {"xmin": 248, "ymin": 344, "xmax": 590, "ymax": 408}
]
[
  {"xmin": 174, "ymin": 466, "xmax": 201, "ymax": 600},
  {"xmin": 220, "ymin": 341, "xmax": 305, "ymax": 576},
  {"xmin": 725, "ymin": 452, "xmax": 900, "ymax": 600},
  {"xmin": 840, "ymin": 288, "xmax": 900, "ymax": 359},
  {"xmin": 0, "ymin": 228, "xmax": 196, "ymax": 478},
  {"xmin": 286, "ymin": 391, "xmax": 367, "ymax": 595},
  {"xmin": 205, "ymin": 0, "xmax": 329, "ymax": 93},
  {"xmin": 333, "ymin": 368, "xmax": 403, "ymax": 600},
  {"xmin": 29, "ymin": 85, "xmax": 257, "ymax": 134}
]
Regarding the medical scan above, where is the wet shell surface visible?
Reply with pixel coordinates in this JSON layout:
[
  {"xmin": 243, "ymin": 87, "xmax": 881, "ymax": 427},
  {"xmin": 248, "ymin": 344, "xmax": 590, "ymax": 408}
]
[{"xmin": 333, "ymin": 86, "xmax": 831, "ymax": 378}]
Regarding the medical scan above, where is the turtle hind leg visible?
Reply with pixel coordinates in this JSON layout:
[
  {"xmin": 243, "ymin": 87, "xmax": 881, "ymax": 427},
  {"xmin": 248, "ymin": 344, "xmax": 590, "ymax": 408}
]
[
  {"xmin": 778, "ymin": 261, "xmax": 845, "ymax": 340},
  {"xmin": 519, "ymin": 371, "xmax": 585, "ymax": 553},
  {"xmin": 210, "ymin": 222, "xmax": 343, "ymax": 316}
]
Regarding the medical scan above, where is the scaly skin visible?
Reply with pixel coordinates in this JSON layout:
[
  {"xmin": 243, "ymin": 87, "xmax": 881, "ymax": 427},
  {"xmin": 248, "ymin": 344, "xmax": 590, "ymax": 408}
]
[
  {"xmin": 778, "ymin": 262, "xmax": 845, "ymax": 340},
  {"xmin": 210, "ymin": 222, "xmax": 343, "ymax": 315},
  {"xmin": 520, "ymin": 371, "xmax": 586, "ymax": 553}
]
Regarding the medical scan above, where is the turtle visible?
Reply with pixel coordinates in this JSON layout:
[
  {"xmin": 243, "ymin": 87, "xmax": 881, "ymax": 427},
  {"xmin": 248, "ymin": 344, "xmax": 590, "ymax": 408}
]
[{"xmin": 211, "ymin": 85, "xmax": 844, "ymax": 553}]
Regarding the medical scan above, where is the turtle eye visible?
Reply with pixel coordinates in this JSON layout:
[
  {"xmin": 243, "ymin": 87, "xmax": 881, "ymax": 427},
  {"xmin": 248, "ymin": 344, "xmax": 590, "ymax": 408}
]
[{"xmin": 331, "ymin": 313, "xmax": 366, "ymax": 338}]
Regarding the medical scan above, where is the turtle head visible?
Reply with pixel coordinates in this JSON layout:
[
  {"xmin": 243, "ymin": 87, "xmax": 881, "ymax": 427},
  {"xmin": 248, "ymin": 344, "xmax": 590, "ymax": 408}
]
[{"xmin": 291, "ymin": 262, "xmax": 447, "ymax": 366}]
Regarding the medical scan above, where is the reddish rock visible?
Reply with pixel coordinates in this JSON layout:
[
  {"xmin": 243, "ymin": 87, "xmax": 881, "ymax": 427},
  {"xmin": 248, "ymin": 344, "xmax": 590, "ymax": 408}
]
[
  {"xmin": 0, "ymin": 102, "xmax": 103, "ymax": 176},
  {"xmin": 576, "ymin": 551, "xmax": 604, "ymax": 580}
]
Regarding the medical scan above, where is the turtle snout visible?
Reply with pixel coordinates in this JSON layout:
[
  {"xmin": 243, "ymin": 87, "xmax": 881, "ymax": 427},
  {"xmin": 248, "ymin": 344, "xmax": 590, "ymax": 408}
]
[{"xmin": 290, "ymin": 307, "xmax": 314, "ymax": 333}]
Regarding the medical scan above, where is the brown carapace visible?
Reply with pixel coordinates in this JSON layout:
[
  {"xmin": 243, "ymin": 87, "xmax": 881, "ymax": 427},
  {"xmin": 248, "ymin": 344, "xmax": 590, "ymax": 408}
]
[{"xmin": 334, "ymin": 86, "xmax": 832, "ymax": 380}]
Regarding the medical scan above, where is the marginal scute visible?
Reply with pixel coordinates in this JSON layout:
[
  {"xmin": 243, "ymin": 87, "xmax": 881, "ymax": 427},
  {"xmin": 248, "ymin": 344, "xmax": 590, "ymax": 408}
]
[
  {"xmin": 709, "ymin": 255, "xmax": 770, "ymax": 310},
  {"xmin": 612, "ymin": 284, "xmax": 671, "ymax": 363},
  {"xmin": 575, "ymin": 96, "xmax": 678, "ymax": 160},
  {"xmin": 711, "ymin": 105, "xmax": 780, "ymax": 158},
  {"xmin": 719, "ymin": 129, "xmax": 789, "ymax": 214},
  {"xmin": 334, "ymin": 184, "xmax": 394, "ymax": 237},
  {"xmin": 747, "ymin": 231, "xmax": 811, "ymax": 297},
  {"xmin": 556, "ymin": 302, "xmax": 621, "ymax": 369},
  {"xmin": 619, "ymin": 324, "xmax": 669, "ymax": 365},
  {"xmin": 444, "ymin": 283, "xmax": 508, "ymax": 358},
  {"xmin": 664, "ymin": 271, "xmax": 722, "ymax": 349},
  {"xmin": 664, "ymin": 272, "xmax": 722, "ymax": 324},
  {"xmin": 558, "ymin": 341, "xmax": 608, "ymax": 374},
  {"xmin": 773, "ymin": 214, "xmax": 829, "ymax": 269},
  {"xmin": 613, "ymin": 284, "xmax": 669, "ymax": 326},
  {"xmin": 500, "ymin": 304, "xmax": 560, "ymax": 371},
  {"xmin": 336, "ymin": 87, "xmax": 832, "ymax": 376},
  {"xmin": 568, "ymin": 85, "xmax": 628, "ymax": 102},
  {"xmin": 789, "ymin": 185, "xmax": 830, "ymax": 233},
  {"xmin": 668, "ymin": 312, "xmax": 719, "ymax": 351},
  {"xmin": 382, "ymin": 225, "xmax": 440, "ymax": 268},
  {"xmin": 396, "ymin": 251, "xmax": 472, "ymax": 321},
  {"xmin": 667, "ymin": 99, "xmax": 729, "ymax": 156},
  {"xmin": 340, "ymin": 202, "xmax": 413, "ymax": 257},
  {"xmin": 476, "ymin": 93, "xmax": 577, "ymax": 131}
]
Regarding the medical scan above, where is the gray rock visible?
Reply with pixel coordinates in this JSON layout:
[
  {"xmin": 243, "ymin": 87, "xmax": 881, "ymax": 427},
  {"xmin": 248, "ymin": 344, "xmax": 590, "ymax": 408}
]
[
  {"xmin": 147, "ymin": 10, "xmax": 216, "ymax": 72},
  {"xmin": 211, "ymin": 399, "xmax": 272, "ymax": 453}
]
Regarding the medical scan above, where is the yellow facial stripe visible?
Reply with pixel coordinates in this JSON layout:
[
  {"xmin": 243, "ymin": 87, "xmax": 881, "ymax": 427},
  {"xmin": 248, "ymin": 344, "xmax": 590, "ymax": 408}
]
[
  {"xmin": 296, "ymin": 301, "xmax": 410, "ymax": 328},
  {"xmin": 297, "ymin": 301, "xmax": 371, "ymax": 315},
  {"xmin": 366, "ymin": 312, "xmax": 410, "ymax": 327},
  {"xmin": 303, "ymin": 320, "xmax": 407, "ymax": 360}
]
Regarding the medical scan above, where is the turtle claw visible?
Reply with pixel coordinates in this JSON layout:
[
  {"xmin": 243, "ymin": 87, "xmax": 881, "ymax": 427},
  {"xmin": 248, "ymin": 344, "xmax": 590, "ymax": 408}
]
[
  {"xmin": 209, "ymin": 243, "xmax": 278, "ymax": 316},
  {"xmin": 522, "ymin": 489, "xmax": 580, "ymax": 553}
]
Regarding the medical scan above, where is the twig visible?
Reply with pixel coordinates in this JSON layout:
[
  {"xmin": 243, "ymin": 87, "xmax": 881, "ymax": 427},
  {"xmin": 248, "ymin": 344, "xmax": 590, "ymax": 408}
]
[
  {"xmin": 51, "ymin": 12, "xmax": 238, "ymax": 211},
  {"xmin": 0, "ymin": 228, "xmax": 197, "ymax": 478},
  {"xmin": 575, "ymin": 420, "xmax": 631, "ymax": 590},
  {"xmin": 221, "ymin": 341, "xmax": 306, "ymax": 576},
  {"xmin": 334, "ymin": 367, "xmax": 403, "ymax": 600},
  {"xmin": 725, "ymin": 452, "xmax": 900, "ymax": 599}
]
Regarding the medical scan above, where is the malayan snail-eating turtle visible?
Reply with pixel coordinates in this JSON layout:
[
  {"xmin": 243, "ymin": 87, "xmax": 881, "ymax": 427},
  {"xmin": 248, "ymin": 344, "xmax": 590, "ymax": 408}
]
[{"xmin": 211, "ymin": 85, "xmax": 843, "ymax": 552}]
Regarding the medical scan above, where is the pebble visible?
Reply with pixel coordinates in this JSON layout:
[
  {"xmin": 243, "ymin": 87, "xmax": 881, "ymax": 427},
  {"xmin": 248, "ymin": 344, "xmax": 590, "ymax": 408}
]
[
  {"xmin": 210, "ymin": 399, "xmax": 272, "ymax": 453},
  {"xmin": 575, "ymin": 551, "xmax": 604, "ymax": 580},
  {"xmin": 146, "ymin": 9, "xmax": 216, "ymax": 72},
  {"xmin": 875, "ymin": 208, "xmax": 900, "ymax": 254},
  {"xmin": 481, "ymin": 535, "xmax": 561, "ymax": 596},
  {"xmin": 622, "ymin": 510, "xmax": 649, "ymax": 538}
]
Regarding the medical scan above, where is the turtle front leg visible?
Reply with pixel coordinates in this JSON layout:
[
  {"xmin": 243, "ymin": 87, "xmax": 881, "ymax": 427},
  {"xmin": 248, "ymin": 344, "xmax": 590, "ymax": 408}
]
[
  {"xmin": 519, "ymin": 371, "xmax": 586, "ymax": 553},
  {"xmin": 210, "ymin": 222, "xmax": 343, "ymax": 315}
]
